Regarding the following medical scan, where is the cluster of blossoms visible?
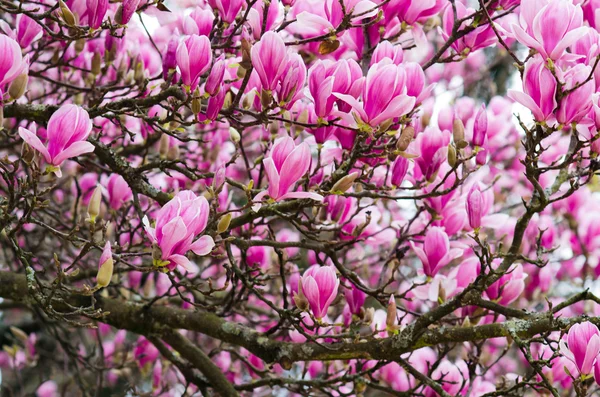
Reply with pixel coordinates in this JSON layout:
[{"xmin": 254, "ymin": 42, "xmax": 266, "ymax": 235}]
[{"xmin": 3, "ymin": 0, "xmax": 600, "ymax": 396}]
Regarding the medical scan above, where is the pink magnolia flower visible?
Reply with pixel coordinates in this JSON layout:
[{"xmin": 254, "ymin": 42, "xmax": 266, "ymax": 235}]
[
  {"xmin": 106, "ymin": 174, "xmax": 133, "ymax": 211},
  {"xmin": 205, "ymin": 56, "xmax": 226, "ymax": 97},
  {"xmin": 208, "ymin": 0, "xmax": 245, "ymax": 24},
  {"xmin": 295, "ymin": 0, "xmax": 377, "ymax": 37},
  {"xmin": 308, "ymin": 59, "xmax": 363, "ymax": 118},
  {"xmin": 512, "ymin": 0, "xmax": 587, "ymax": 60},
  {"xmin": 143, "ymin": 190, "xmax": 215, "ymax": 271},
  {"xmin": 466, "ymin": 183, "xmax": 483, "ymax": 230},
  {"xmin": 254, "ymin": 137, "xmax": 323, "ymax": 202},
  {"xmin": 251, "ymin": 31, "xmax": 289, "ymax": 92},
  {"xmin": 82, "ymin": 0, "xmax": 109, "ymax": 29},
  {"xmin": 300, "ymin": 265, "xmax": 340, "ymax": 319},
  {"xmin": 485, "ymin": 262, "xmax": 526, "ymax": 306},
  {"xmin": 384, "ymin": 0, "xmax": 445, "ymax": 25},
  {"xmin": 472, "ymin": 104, "xmax": 487, "ymax": 147},
  {"xmin": 177, "ymin": 34, "xmax": 212, "ymax": 91},
  {"xmin": 134, "ymin": 336, "xmax": 160, "ymax": 369},
  {"xmin": 36, "ymin": 381, "xmax": 58, "ymax": 397},
  {"xmin": 559, "ymin": 322, "xmax": 600, "ymax": 376},
  {"xmin": 276, "ymin": 53, "xmax": 306, "ymax": 109},
  {"xmin": 556, "ymin": 64, "xmax": 595, "ymax": 125},
  {"xmin": 390, "ymin": 155, "xmax": 409, "ymax": 188},
  {"xmin": 334, "ymin": 60, "xmax": 416, "ymax": 128},
  {"xmin": 370, "ymin": 41, "xmax": 404, "ymax": 65},
  {"xmin": 117, "ymin": 0, "xmax": 141, "ymax": 25},
  {"xmin": 162, "ymin": 33, "xmax": 180, "ymax": 83},
  {"xmin": 344, "ymin": 281, "xmax": 366, "ymax": 316},
  {"xmin": 413, "ymin": 127, "xmax": 451, "ymax": 182},
  {"xmin": 0, "ymin": 34, "xmax": 27, "ymax": 88},
  {"xmin": 410, "ymin": 226, "xmax": 462, "ymax": 277},
  {"xmin": 507, "ymin": 55, "xmax": 557, "ymax": 122},
  {"xmin": 18, "ymin": 104, "xmax": 95, "ymax": 177},
  {"xmin": 16, "ymin": 15, "xmax": 43, "ymax": 48},
  {"xmin": 442, "ymin": 2, "xmax": 496, "ymax": 54},
  {"xmin": 182, "ymin": 7, "xmax": 214, "ymax": 36}
]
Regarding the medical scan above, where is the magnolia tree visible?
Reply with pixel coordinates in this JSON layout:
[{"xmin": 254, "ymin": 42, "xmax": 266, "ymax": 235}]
[{"xmin": 4, "ymin": 0, "xmax": 600, "ymax": 396}]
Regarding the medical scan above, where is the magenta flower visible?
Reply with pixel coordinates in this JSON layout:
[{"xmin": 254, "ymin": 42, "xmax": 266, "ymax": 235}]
[
  {"xmin": 485, "ymin": 262, "xmax": 526, "ymax": 305},
  {"xmin": 334, "ymin": 60, "xmax": 416, "ymax": 129},
  {"xmin": 556, "ymin": 64, "xmax": 595, "ymax": 125},
  {"xmin": 308, "ymin": 61, "xmax": 336, "ymax": 119},
  {"xmin": 413, "ymin": 127, "xmax": 451, "ymax": 182},
  {"xmin": 183, "ymin": 7, "xmax": 215, "ymax": 37},
  {"xmin": 162, "ymin": 34, "xmax": 179, "ymax": 82},
  {"xmin": 442, "ymin": 2, "xmax": 496, "ymax": 54},
  {"xmin": 508, "ymin": 55, "xmax": 557, "ymax": 122},
  {"xmin": 410, "ymin": 226, "xmax": 463, "ymax": 277},
  {"xmin": 384, "ymin": 0, "xmax": 445, "ymax": 25},
  {"xmin": 176, "ymin": 34, "xmax": 212, "ymax": 92},
  {"xmin": 300, "ymin": 265, "xmax": 340, "ymax": 319},
  {"xmin": 559, "ymin": 322, "xmax": 600, "ymax": 377},
  {"xmin": 117, "ymin": 0, "xmax": 141, "ymax": 25},
  {"xmin": 276, "ymin": 53, "xmax": 306, "ymax": 109},
  {"xmin": 472, "ymin": 104, "xmax": 487, "ymax": 147},
  {"xmin": 251, "ymin": 31, "xmax": 289, "ymax": 92},
  {"xmin": 370, "ymin": 40, "xmax": 404, "ymax": 66},
  {"xmin": 254, "ymin": 137, "xmax": 323, "ymax": 203},
  {"xmin": 143, "ymin": 190, "xmax": 215, "ymax": 271},
  {"xmin": 205, "ymin": 56, "xmax": 226, "ymax": 97},
  {"xmin": 208, "ymin": 0, "xmax": 245, "ymax": 24},
  {"xmin": 512, "ymin": 0, "xmax": 587, "ymax": 60},
  {"xmin": 106, "ymin": 174, "xmax": 133, "ymax": 211},
  {"xmin": 390, "ymin": 155, "xmax": 409, "ymax": 188},
  {"xmin": 344, "ymin": 281, "xmax": 366, "ymax": 316},
  {"xmin": 0, "ymin": 34, "xmax": 27, "ymax": 88},
  {"xmin": 18, "ymin": 104, "xmax": 95, "ymax": 177},
  {"xmin": 82, "ymin": 0, "xmax": 108, "ymax": 29},
  {"xmin": 36, "ymin": 381, "xmax": 58, "ymax": 397},
  {"xmin": 466, "ymin": 183, "xmax": 483, "ymax": 230},
  {"xmin": 16, "ymin": 15, "xmax": 43, "ymax": 48}
]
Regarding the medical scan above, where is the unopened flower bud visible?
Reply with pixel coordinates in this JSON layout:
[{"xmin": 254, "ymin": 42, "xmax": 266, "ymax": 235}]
[
  {"xmin": 59, "ymin": 0, "xmax": 77, "ymax": 26},
  {"xmin": 134, "ymin": 60, "xmax": 145, "ymax": 85},
  {"xmin": 9, "ymin": 327, "xmax": 28, "ymax": 345},
  {"xmin": 191, "ymin": 96, "xmax": 202, "ymax": 115},
  {"xmin": 452, "ymin": 117, "xmax": 467, "ymax": 148},
  {"xmin": 217, "ymin": 213, "xmax": 232, "ymax": 234},
  {"xmin": 158, "ymin": 134, "xmax": 169, "ymax": 159},
  {"xmin": 466, "ymin": 183, "xmax": 483, "ymax": 230},
  {"xmin": 240, "ymin": 38, "xmax": 252, "ymax": 70},
  {"xmin": 386, "ymin": 295, "xmax": 397, "ymax": 329},
  {"xmin": 9, "ymin": 74, "xmax": 28, "ymax": 100},
  {"xmin": 331, "ymin": 172, "xmax": 359, "ymax": 193},
  {"xmin": 293, "ymin": 291, "xmax": 309, "ymax": 312},
  {"xmin": 476, "ymin": 148, "xmax": 487, "ymax": 166},
  {"xmin": 448, "ymin": 144, "xmax": 457, "ymax": 167},
  {"xmin": 473, "ymin": 104, "xmax": 488, "ymax": 147},
  {"xmin": 87, "ymin": 186, "xmax": 102, "ymax": 224},
  {"xmin": 91, "ymin": 52, "xmax": 102, "ymax": 75},
  {"xmin": 363, "ymin": 307, "xmax": 374, "ymax": 325},
  {"xmin": 396, "ymin": 126, "xmax": 414, "ymax": 151},
  {"xmin": 96, "ymin": 241, "xmax": 114, "ymax": 288},
  {"xmin": 229, "ymin": 127, "xmax": 241, "ymax": 143},
  {"xmin": 295, "ymin": 109, "xmax": 309, "ymax": 134}
]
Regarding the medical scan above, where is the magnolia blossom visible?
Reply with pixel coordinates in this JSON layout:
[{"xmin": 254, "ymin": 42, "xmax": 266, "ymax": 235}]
[
  {"xmin": 559, "ymin": 322, "xmax": 600, "ymax": 377},
  {"xmin": 143, "ymin": 190, "xmax": 215, "ymax": 271},
  {"xmin": 177, "ymin": 34, "xmax": 212, "ymax": 91},
  {"xmin": 254, "ymin": 137, "xmax": 323, "ymax": 203},
  {"xmin": 512, "ymin": 0, "xmax": 588, "ymax": 60},
  {"xmin": 508, "ymin": 55, "xmax": 557, "ymax": 122},
  {"xmin": 251, "ymin": 31, "xmax": 289, "ymax": 92},
  {"xmin": 0, "ymin": 34, "xmax": 27, "ymax": 88},
  {"xmin": 106, "ymin": 174, "xmax": 133, "ymax": 211},
  {"xmin": 299, "ymin": 265, "xmax": 340, "ymax": 319},
  {"xmin": 334, "ymin": 60, "xmax": 416, "ymax": 128},
  {"xmin": 18, "ymin": 104, "xmax": 95, "ymax": 177},
  {"xmin": 410, "ymin": 226, "xmax": 463, "ymax": 277}
]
